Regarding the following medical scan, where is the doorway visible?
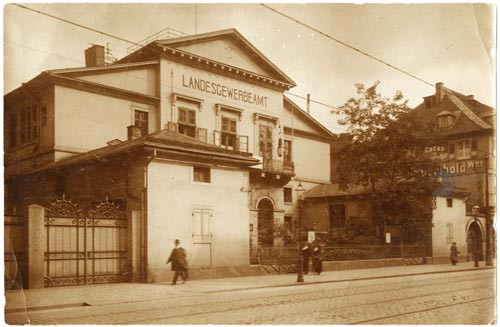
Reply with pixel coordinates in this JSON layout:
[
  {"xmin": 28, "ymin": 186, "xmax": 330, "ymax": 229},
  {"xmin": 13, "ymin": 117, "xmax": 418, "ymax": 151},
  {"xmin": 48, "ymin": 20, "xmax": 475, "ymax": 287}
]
[{"xmin": 258, "ymin": 198, "xmax": 274, "ymax": 246}]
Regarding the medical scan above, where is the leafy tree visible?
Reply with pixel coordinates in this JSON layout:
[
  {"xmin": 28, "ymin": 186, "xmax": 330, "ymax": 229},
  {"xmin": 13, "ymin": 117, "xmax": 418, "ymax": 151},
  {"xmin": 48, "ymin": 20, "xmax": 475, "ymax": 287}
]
[{"xmin": 333, "ymin": 82, "xmax": 440, "ymax": 243}]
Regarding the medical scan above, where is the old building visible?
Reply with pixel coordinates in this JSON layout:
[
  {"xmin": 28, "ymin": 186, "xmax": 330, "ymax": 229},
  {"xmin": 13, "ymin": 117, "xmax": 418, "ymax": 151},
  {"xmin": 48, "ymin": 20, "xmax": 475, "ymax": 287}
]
[
  {"xmin": 4, "ymin": 28, "xmax": 335, "ymax": 288},
  {"xmin": 304, "ymin": 82, "xmax": 494, "ymax": 263}
]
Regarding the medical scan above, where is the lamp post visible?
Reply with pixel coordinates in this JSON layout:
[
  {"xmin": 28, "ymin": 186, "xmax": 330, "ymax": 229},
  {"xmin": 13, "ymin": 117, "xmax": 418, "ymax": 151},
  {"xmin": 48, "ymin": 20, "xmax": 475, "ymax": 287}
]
[
  {"xmin": 472, "ymin": 205, "xmax": 480, "ymax": 268},
  {"xmin": 295, "ymin": 181, "xmax": 306, "ymax": 283}
]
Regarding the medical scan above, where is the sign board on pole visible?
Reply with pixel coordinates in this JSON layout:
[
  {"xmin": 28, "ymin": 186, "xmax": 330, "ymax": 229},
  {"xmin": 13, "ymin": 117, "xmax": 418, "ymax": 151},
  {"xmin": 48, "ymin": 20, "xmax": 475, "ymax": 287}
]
[{"xmin": 308, "ymin": 231, "xmax": 315, "ymax": 243}]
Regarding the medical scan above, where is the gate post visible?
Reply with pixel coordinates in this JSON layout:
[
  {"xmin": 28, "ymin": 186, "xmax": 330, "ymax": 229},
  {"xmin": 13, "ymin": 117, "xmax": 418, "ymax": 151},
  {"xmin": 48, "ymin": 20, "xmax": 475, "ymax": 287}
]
[{"xmin": 27, "ymin": 204, "xmax": 45, "ymax": 289}]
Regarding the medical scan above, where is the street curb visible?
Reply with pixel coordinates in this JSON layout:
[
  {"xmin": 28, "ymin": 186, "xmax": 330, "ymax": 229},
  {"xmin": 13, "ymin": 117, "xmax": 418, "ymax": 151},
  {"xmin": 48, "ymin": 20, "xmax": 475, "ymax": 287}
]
[{"xmin": 204, "ymin": 265, "xmax": 495, "ymax": 294}]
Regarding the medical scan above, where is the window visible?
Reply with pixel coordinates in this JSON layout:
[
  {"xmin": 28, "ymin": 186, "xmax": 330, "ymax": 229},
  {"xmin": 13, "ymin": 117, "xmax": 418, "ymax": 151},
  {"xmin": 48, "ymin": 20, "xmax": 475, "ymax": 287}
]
[
  {"xmin": 284, "ymin": 187, "xmax": 292, "ymax": 204},
  {"xmin": 9, "ymin": 113, "xmax": 17, "ymax": 148},
  {"xmin": 447, "ymin": 198, "xmax": 453, "ymax": 207},
  {"xmin": 193, "ymin": 166, "xmax": 211, "ymax": 183},
  {"xmin": 329, "ymin": 204, "xmax": 346, "ymax": 228},
  {"xmin": 438, "ymin": 115, "xmax": 454, "ymax": 128},
  {"xmin": 456, "ymin": 139, "xmax": 471, "ymax": 159},
  {"xmin": 134, "ymin": 110, "xmax": 149, "ymax": 136},
  {"xmin": 284, "ymin": 140, "xmax": 292, "ymax": 163},
  {"xmin": 12, "ymin": 104, "xmax": 39, "ymax": 148},
  {"xmin": 259, "ymin": 121, "xmax": 273, "ymax": 159},
  {"xmin": 193, "ymin": 209, "xmax": 212, "ymax": 240},
  {"xmin": 221, "ymin": 117, "xmax": 237, "ymax": 150},
  {"xmin": 446, "ymin": 223, "xmax": 454, "ymax": 243},
  {"xmin": 178, "ymin": 107, "xmax": 196, "ymax": 137}
]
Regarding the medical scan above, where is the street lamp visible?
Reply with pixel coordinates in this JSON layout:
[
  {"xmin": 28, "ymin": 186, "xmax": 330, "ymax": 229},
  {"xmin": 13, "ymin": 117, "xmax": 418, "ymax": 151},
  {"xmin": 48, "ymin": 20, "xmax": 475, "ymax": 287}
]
[
  {"xmin": 295, "ymin": 181, "xmax": 306, "ymax": 283},
  {"xmin": 472, "ymin": 205, "xmax": 480, "ymax": 268}
]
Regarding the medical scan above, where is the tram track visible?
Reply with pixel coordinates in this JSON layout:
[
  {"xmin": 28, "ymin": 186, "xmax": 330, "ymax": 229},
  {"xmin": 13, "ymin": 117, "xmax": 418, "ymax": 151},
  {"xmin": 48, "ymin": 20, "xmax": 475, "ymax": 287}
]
[{"xmin": 11, "ymin": 270, "xmax": 492, "ymax": 325}]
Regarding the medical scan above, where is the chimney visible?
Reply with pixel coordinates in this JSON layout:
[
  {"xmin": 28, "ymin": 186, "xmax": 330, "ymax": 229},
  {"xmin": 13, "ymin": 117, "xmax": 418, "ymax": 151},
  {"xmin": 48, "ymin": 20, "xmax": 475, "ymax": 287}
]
[
  {"xmin": 85, "ymin": 45, "xmax": 105, "ymax": 67},
  {"xmin": 435, "ymin": 82, "xmax": 444, "ymax": 104},
  {"xmin": 127, "ymin": 125, "xmax": 142, "ymax": 140}
]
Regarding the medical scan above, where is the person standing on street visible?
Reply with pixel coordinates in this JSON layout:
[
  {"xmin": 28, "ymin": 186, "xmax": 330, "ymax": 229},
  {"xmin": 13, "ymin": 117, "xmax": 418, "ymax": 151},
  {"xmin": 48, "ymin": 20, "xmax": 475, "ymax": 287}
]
[
  {"xmin": 312, "ymin": 241, "xmax": 322, "ymax": 275},
  {"xmin": 450, "ymin": 242, "xmax": 459, "ymax": 266},
  {"xmin": 167, "ymin": 239, "xmax": 188, "ymax": 285},
  {"xmin": 302, "ymin": 244, "xmax": 310, "ymax": 274}
]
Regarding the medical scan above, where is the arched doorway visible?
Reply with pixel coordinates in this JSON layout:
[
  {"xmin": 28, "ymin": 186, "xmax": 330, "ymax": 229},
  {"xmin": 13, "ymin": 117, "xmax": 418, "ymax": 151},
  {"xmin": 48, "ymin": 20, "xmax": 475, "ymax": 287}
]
[
  {"xmin": 467, "ymin": 221, "xmax": 484, "ymax": 261},
  {"xmin": 258, "ymin": 198, "xmax": 274, "ymax": 246}
]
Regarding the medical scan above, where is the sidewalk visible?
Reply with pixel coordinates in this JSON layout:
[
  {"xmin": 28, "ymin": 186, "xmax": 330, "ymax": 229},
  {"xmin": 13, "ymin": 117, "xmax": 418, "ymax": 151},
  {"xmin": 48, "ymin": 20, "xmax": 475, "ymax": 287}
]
[{"xmin": 5, "ymin": 261, "xmax": 495, "ymax": 313}]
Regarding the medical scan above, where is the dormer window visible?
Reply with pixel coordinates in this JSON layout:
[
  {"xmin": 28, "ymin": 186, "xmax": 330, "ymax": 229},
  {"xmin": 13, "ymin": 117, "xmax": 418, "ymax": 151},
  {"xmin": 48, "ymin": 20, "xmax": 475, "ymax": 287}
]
[{"xmin": 436, "ymin": 111, "xmax": 455, "ymax": 128}]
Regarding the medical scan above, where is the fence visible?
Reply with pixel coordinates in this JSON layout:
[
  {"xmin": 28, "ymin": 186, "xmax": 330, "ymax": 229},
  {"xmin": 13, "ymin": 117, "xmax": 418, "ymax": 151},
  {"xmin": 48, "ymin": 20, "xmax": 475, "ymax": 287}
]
[
  {"xmin": 250, "ymin": 244, "xmax": 298, "ymax": 273},
  {"xmin": 250, "ymin": 243, "xmax": 426, "ymax": 269},
  {"xmin": 321, "ymin": 243, "xmax": 426, "ymax": 261},
  {"xmin": 4, "ymin": 215, "xmax": 27, "ymax": 289}
]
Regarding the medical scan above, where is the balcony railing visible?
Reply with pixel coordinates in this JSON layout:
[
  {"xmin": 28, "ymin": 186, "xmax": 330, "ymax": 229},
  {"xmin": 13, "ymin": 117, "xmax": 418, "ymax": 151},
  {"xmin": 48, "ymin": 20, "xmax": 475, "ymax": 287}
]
[{"xmin": 263, "ymin": 159, "xmax": 294, "ymax": 175}]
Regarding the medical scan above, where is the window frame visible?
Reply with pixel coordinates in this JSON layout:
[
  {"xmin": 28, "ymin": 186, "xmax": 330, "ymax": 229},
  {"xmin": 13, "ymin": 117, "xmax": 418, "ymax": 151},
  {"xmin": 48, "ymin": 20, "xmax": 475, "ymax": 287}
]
[
  {"xmin": 193, "ymin": 166, "xmax": 211, "ymax": 183},
  {"xmin": 178, "ymin": 107, "xmax": 197, "ymax": 138},
  {"xmin": 258, "ymin": 121, "xmax": 273, "ymax": 159},
  {"xmin": 284, "ymin": 187, "xmax": 293, "ymax": 204},
  {"xmin": 446, "ymin": 198, "xmax": 453, "ymax": 208},
  {"xmin": 455, "ymin": 139, "xmax": 471, "ymax": 159},
  {"xmin": 9, "ymin": 104, "xmax": 40, "ymax": 150},
  {"xmin": 134, "ymin": 109, "xmax": 149, "ymax": 136}
]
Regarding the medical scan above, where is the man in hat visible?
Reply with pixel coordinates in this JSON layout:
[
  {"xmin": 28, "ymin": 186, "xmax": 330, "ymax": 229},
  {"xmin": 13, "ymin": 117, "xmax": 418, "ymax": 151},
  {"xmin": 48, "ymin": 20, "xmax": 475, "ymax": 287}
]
[{"xmin": 167, "ymin": 239, "xmax": 188, "ymax": 284}]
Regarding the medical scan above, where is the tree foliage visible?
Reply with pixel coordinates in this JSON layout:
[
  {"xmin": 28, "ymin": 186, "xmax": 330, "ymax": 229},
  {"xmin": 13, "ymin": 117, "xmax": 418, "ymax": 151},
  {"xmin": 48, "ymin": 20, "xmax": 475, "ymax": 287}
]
[{"xmin": 334, "ymin": 82, "xmax": 440, "ymax": 242}]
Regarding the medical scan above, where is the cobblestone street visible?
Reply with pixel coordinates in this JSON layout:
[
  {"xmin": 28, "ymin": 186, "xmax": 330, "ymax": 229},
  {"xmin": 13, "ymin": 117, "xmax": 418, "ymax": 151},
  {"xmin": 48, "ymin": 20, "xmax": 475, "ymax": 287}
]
[{"xmin": 6, "ymin": 269, "xmax": 495, "ymax": 324}]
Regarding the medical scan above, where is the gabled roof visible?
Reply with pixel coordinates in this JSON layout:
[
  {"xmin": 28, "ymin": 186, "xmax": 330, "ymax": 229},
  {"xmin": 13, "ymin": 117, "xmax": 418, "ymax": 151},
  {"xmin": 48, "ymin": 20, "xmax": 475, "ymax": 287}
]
[
  {"xmin": 411, "ymin": 86, "xmax": 494, "ymax": 136},
  {"xmin": 116, "ymin": 29, "xmax": 296, "ymax": 90},
  {"xmin": 7, "ymin": 129, "xmax": 259, "ymax": 178},
  {"xmin": 156, "ymin": 28, "xmax": 295, "ymax": 86},
  {"xmin": 283, "ymin": 95, "xmax": 337, "ymax": 139},
  {"xmin": 304, "ymin": 183, "xmax": 371, "ymax": 198}
]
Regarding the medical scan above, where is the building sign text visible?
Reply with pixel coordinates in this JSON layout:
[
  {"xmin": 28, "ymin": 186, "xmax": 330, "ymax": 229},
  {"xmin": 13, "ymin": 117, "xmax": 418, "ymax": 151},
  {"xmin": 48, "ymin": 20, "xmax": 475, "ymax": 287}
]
[{"xmin": 182, "ymin": 75, "xmax": 268, "ymax": 107}]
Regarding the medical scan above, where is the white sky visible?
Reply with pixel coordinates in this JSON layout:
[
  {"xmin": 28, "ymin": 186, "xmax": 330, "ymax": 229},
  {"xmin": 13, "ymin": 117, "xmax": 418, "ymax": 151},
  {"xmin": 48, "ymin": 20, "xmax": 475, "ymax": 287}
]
[{"xmin": 3, "ymin": 3, "xmax": 496, "ymax": 133}]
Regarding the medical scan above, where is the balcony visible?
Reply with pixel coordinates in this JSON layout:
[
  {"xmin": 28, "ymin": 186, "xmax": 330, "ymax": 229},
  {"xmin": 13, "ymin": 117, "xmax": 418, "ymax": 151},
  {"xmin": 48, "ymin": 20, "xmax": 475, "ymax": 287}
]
[{"xmin": 263, "ymin": 159, "xmax": 294, "ymax": 175}]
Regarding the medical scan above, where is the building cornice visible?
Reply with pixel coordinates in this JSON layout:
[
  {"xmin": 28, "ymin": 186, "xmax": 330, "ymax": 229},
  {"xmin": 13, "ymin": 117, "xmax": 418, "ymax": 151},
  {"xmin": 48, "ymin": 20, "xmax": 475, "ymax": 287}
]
[
  {"xmin": 283, "ymin": 127, "xmax": 335, "ymax": 143},
  {"xmin": 48, "ymin": 73, "xmax": 160, "ymax": 105}
]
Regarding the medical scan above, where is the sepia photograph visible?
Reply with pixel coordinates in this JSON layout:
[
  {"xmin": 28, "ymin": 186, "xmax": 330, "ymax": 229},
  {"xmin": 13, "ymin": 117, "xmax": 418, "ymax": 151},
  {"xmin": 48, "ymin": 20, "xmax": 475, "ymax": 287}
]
[{"xmin": 3, "ymin": 3, "xmax": 496, "ymax": 324}]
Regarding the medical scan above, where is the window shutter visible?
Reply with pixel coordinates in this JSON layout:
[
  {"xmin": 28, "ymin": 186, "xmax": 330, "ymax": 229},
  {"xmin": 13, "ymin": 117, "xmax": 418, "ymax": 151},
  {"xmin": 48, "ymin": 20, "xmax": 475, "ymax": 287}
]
[
  {"xmin": 193, "ymin": 210, "xmax": 202, "ymax": 238},
  {"xmin": 449, "ymin": 143, "xmax": 455, "ymax": 154},
  {"xmin": 239, "ymin": 135, "xmax": 248, "ymax": 152},
  {"xmin": 202, "ymin": 210, "xmax": 211, "ymax": 238},
  {"xmin": 214, "ymin": 130, "xmax": 221, "ymax": 146},
  {"xmin": 471, "ymin": 140, "xmax": 477, "ymax": 151},
  {"xmin": 197, "ymin": 128, "xmax": 207, "ymax": 143}
]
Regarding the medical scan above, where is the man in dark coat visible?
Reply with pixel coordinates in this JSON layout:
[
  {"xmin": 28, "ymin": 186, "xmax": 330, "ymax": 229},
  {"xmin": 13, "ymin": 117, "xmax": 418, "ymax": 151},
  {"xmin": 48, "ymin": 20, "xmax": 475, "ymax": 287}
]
[
  {"xmin": 312, "ymin": 242, "xmax": 322, "ymax": 275},
  {"xmin": 450, "ymin": 242, "xmax": 459, "ymax": 265},
  {"xmin": 167, "ymin": 239, "xmax": 188, "ymax": 285}
]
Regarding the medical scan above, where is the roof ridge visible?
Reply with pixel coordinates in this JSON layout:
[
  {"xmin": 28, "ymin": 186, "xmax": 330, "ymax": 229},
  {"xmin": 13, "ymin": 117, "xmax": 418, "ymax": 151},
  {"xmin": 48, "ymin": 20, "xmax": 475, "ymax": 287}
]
[{"xmin": 444, "ymin": 88, "xmax": 491, "ymax": 129}]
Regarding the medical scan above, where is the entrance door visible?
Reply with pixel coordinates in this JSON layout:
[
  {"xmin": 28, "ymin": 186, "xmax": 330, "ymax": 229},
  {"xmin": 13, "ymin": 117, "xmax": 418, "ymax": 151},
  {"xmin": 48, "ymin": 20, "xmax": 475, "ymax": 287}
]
[
  {"xmin": 467, "ymin": 221, "xmax": 483, "ymax": 261},
  {"xmin": 258, "ymin": 199, "xmax": 274, "ymax": 246},
  {"xmin": 191, "ymin": 209, "xmax": 212, "ymax": 268},
  {"xmin": 44, "ymin": 198, "xmax": 129, "ymax": 287}
]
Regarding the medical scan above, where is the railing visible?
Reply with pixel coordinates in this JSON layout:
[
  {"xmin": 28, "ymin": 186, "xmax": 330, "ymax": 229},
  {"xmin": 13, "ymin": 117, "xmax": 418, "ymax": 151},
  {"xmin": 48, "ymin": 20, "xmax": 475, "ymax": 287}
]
[
  {"xmin": 321, "ymin": 244, "xmax": 426, "ymax": 261},
  {"xmin": 127, "ymin": 27, "xmax": 189, "ymax": 54},
  {"xmin": 250, "ymin": 243, "xmax": 425, "ymax": 265},
  {"xmin": 250, "ymin": 244, "xmax": 298, "ymax": 269},
  {"xmin": 263, "ymin": 159, "xmax": 294, "ymax": 174}
]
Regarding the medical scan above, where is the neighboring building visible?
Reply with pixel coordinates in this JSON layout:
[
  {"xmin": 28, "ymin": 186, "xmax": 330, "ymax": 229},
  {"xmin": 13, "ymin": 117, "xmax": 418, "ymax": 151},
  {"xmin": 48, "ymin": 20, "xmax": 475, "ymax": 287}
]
[
  {"xmin": 4, "ymin": 28, "xmax": 335, "ymax": 288},
  {"xmin": 302, "ymin": 183, "xmax": 472, "ymax": 262},
  {"xmin": 411, "ymin": 82, "xmax": 495, "ymax": 215}
]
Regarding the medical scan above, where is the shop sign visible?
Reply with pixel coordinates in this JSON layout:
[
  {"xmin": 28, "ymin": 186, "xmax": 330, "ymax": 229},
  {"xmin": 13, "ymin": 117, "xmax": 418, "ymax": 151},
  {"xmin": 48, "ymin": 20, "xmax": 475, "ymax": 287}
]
[
  {"xmin": 441, "ymin": 159, "xmax": 484, "ymax": 175},
  {"xmin": 182, "ymin": 74, "xmax": 268, "ymax": 107}
]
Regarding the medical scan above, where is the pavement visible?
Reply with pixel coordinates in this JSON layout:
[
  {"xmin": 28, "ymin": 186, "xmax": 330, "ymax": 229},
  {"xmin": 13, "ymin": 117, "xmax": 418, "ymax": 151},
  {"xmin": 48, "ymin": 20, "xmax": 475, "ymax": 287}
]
[{"xmin": 4, "ymin": 261, "xmax": 495, "ymax": 314}]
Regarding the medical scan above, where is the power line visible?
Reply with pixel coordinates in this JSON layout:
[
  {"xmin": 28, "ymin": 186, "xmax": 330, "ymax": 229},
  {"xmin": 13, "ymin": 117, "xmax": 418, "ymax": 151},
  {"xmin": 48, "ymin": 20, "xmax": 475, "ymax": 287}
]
[
  {"xmin": 260, "ymin": 4, "xmax": 434, "ymax": 88},
  {"xmin": 13, "ymin": 4, "xmax": 142, "ymax": 47},
  {"xmin": 4, "ymin": 40, "xmax": 85, "ymax": 65},
  {"xmin": 12, "ymin": 4, "xmax": 348, "ymax": 118}
]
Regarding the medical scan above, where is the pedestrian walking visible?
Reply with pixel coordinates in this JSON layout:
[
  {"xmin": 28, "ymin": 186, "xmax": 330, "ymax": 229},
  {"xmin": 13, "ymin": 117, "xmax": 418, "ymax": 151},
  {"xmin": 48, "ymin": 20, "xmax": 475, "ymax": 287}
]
[
  {"xmin": 450, "ymin": 242, "xmax": 459, "ymax": 266},
  {"xmin": 302, "ymin": 244, "xmax": 310, "ymax": 274},
  {"xmin": 167, "ymin": 239, "xmax": 188, "ymax": 285},
  {"xmin": 312, "ymin": 242, "xmax": 322, "ymax": 275}
]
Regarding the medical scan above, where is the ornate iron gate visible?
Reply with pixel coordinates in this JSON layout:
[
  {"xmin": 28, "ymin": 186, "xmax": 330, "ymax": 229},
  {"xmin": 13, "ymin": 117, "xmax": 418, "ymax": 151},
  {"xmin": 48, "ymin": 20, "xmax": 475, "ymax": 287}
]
[{"xmin": 44, "ymin": 197, "xmax": 129, "ymax": 287}]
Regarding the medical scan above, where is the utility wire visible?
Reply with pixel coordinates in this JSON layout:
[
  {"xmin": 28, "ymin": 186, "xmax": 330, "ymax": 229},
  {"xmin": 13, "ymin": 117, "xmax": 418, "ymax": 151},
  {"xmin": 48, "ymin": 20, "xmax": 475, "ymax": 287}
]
[
  {"xmin": 260, "ymin": 4, "xmax": 434, "ymax": 88},
  {"xmin": 13, "ymin": 4, "xmax": 142, "ymax": 48}
]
